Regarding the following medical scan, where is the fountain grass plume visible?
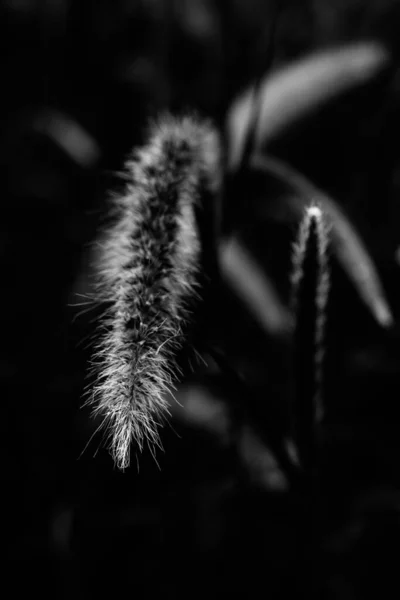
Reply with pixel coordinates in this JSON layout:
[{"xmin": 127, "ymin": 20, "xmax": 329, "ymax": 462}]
[{"xmin": 88, "ymin": 114, "xmax": 221, "ymax": 469}]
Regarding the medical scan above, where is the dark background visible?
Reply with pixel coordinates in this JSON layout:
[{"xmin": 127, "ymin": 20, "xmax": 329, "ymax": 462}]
[{"xmin": 2, "ymin": 1, "xmax": 400, "ymax": 598}]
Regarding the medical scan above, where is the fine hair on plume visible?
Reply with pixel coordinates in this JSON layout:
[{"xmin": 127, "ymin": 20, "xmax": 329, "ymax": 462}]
[
  {"xmin": 87, "ymin": 113, "xmax": 222, "ymax": 470},
  {"xmin": 290, "ymin": 203, "xmax": 330, "ymax": 472}
]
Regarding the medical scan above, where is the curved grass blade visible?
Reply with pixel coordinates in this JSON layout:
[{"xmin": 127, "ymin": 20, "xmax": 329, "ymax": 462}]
[
  {"xmin": 227, "ymin": 41, "xmax": 389, "ymax": 170},
  {"xmin": 251, "ymin": 154, "xmax": 393, "ymax": 328}
]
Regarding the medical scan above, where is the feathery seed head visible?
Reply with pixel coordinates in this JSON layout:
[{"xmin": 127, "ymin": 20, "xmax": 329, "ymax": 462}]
[{"xmin": 88, "ymin": 114, "xmax": 222, "ymax": 469}]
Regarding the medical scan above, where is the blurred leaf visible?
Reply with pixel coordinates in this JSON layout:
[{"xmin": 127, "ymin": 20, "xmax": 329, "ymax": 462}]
[
  {"xmin": 51, "ymin": 504, "xmax": 74, "ymax": 557},
  {"xmin": 218, "ymin": 235, "xmax": 293, "ymax": 338},
  {"xmin": 172, "ymin": 380, "xmax": 289, "ymax": 492},
  {"xmin": 227, "ymin": 41, "xmax": 389, "ymax": 169},
  {"xmin": 239, "ymin": 424, "xmax": 289, "ymax": 492},
  {"xmin": 251, "ymin": 154, "xmax": 393, "ymax": 329},
  {"xmin": 33, "ymin": 109, "xmax": 100, "ymax": 168},
  {"xmin": 171, "ymin": 382, "xmax": 231, "ymax": 445}
]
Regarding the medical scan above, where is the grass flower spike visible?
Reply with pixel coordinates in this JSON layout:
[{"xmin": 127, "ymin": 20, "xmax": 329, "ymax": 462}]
[
  {"xmin": 290, "ymin": 203, "xmax": 330, "ymax": 470},
  {"xmin": 90, "ymin": 114, "xmax": 221, "ymax": 469}
]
